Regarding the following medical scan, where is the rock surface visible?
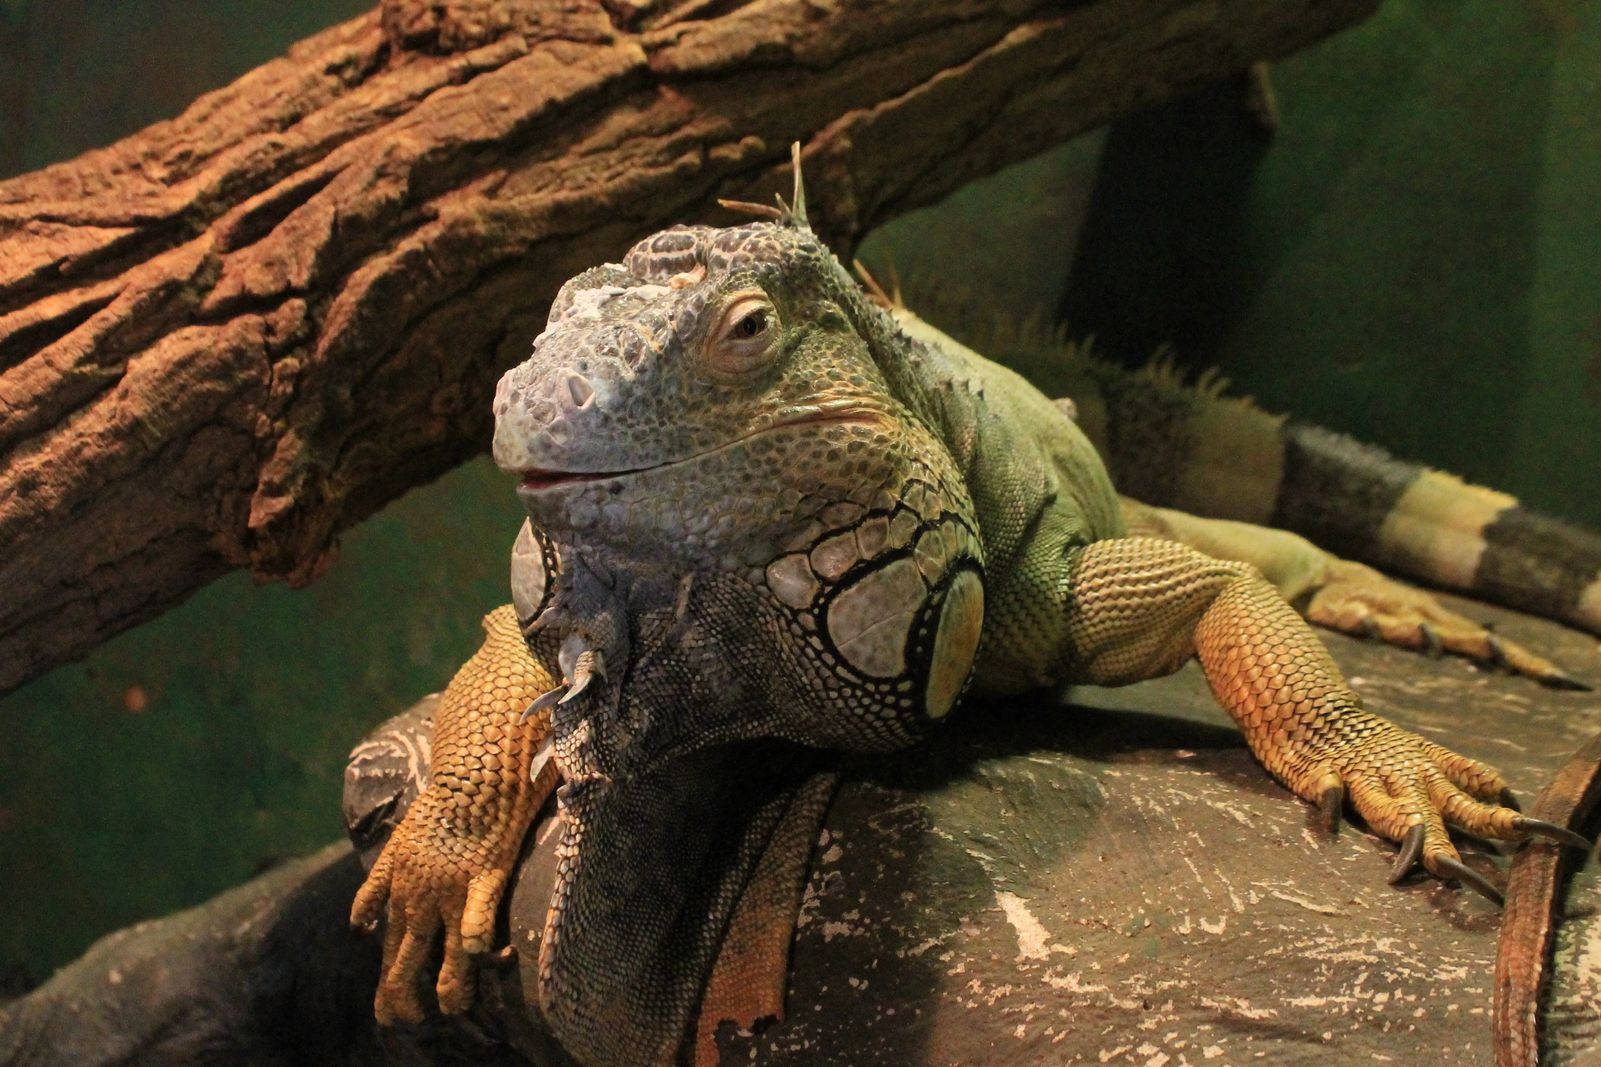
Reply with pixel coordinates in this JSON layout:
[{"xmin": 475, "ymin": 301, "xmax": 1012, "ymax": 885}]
[{"xmin": 5, "ymin": 593, "xmax": 1597, "ymax": 1064}]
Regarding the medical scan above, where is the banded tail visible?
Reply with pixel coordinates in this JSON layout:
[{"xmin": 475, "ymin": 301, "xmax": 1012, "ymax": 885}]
[
  {"xmin": 885, "ymin": 294, "xmax": 1601, "ymax": 638},
  {"xmin": 1062, "ymin": 346, "xmax": 1601, "ymax": 639}
]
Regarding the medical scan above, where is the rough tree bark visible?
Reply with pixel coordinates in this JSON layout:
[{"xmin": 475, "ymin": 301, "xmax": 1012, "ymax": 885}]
[{"xmin": 0, "ymin": 0, "xmax": 1378, "ymax": 696}]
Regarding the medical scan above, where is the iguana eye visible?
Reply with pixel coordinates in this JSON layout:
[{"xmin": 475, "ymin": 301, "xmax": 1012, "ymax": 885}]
[
  {"xmin": 731, "ymin": 308, "xmax": 767, "ymax": 339},
  {"xmin": 703, "ymin": 292, "xmax": 778, "ymax": 379}
]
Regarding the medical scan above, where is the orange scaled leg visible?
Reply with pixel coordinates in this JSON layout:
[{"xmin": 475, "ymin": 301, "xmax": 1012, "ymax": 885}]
[
  {"xmin": 1062, "ymin": 539, "xmax": 1587, "ymax": 900},
  {"xmin": 351, "ymin": 605, "xmax": 560, "ymax": 1022}
]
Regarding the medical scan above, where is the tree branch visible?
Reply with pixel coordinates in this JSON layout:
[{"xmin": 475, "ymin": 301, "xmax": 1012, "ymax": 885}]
[{"xmin": 0, "ymin": 0, "xmax": 1377, "ymax": 695}]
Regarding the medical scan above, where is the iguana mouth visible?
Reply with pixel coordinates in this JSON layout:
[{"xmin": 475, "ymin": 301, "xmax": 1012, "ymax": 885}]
[
  {"xmin": 518, "ymin": 466, "xmax": 645, "ymax": 492},
  {"xmin": 515, "ymin": 404, "xmax": 885, "ymax": 495}
]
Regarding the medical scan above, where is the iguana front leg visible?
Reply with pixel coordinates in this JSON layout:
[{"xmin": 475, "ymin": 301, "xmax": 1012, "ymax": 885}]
[
  {"xmin": 350, "ymin": 605, "xmax": 559, "ymax": 1022},
  {"xmin": 1120, "ymin": 497, "xmax": 1586, "ymax": 689},
  {"xmin": 1060, "ymin": 537, "xmax": 1589, "ymax": 896}
]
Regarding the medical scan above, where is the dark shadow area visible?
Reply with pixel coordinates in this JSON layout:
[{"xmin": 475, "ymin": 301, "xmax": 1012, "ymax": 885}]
[
  {"xmin": 0, "ymin": 0, "xmax": 372, "ymax": 180},
  {"xmin": 1058, "ymin": 76, "xmax": 1274, "ymax": 370},
  {"xmin": 1059, "ymin": 6, "xmax": 1574, "ymax": 524}
]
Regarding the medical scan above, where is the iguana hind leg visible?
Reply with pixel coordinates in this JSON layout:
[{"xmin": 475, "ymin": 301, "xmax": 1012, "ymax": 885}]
[
  {"xmin": 1057, "ymin": 537, "xmax": 1589, "ymax": 897},
  {"xmin": 350, "ymin": 605, "xmax": 560, "ymax": 1023},
  {"xmin": 1120, "ymin": 497, "xmax": 1587, "ymax": 689}
]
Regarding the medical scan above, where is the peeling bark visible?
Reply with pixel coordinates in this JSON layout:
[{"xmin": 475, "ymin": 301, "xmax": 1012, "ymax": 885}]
[{"xmin": 0, "ymin": 0, "xmax": 1378, "ymax": 695}]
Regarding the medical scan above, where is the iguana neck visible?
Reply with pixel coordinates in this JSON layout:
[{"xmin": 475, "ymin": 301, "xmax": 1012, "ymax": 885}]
[{"xmin": 843, "ymin": 287, "xmax": 997, "ymax": 482}]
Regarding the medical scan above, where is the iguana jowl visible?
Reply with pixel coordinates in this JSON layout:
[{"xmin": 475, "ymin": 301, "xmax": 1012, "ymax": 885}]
[{"xmin": 351, "ymin": 153, "xmax": 1596, "ymax": 1065}]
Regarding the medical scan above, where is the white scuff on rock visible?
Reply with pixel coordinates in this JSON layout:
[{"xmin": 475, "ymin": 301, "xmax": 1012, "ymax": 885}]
[{"xmin": 995, "ymin": 889, "xmax": 1053, "ymax": 960}]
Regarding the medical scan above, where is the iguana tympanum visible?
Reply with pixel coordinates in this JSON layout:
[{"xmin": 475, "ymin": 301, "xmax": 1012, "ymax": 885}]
[{"xmin": 351, "ymin": 151, "xmax": 1600, "ymax": 1065}]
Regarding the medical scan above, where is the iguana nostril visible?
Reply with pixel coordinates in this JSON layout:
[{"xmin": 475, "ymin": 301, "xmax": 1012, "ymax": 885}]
[{"xmin": 565, "ymin": 374, "xmax": 595, "ymax": 409}]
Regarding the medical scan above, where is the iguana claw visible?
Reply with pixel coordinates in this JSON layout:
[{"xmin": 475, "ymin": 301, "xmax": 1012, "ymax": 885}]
[
  {"xmin": 1499, "ymin": 787, "xmax": 1523, "ymax": 812},
  {"xmin": 1389, "ymin": 823, "xmax": 1425, "ymax": 883},
  {"xmin": 1511, "ymin": 817, "xmax": 1593, "ymax": 851},
  {"xmin": 1417, "ymin": 621, "xmax": 1443, "ymax": 658},
  {"xmin": 1431, "ymin": 855, "xmax": 1505, "ymax": 906},
  {"xmin": 1485, "ymin": 633, "xmax": 1510, "ymax": 670},
  {"xmin": 1543, "ymin": 670, "xmax": 1592, "ymax": 692}
]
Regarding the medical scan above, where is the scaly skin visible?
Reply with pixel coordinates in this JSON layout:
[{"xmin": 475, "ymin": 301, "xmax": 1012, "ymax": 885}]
[
  {"xmin": 887, "ymin": 301, "xmax": 1586, "ymax": 689},
  {"xmin": 1493, "ymin": 732, "xmax": 1601, "ymax": 1067},
  {"xmin": 1114, "ymin": 495, "xmax": 1579, "ymax": 687},
  {"xmin": 350, "ymin": 605, "xmax": 558, "ymax": 1023},
  {"xmin": 885, "ymin": 286, "xmax": 1601, "ymax": 641},
  {"xmin": 353, "ymin": 154, "xmax": 1591, "ymax": 1065},
  {"xmin": 1063, "ymin": 538, "xmax": 1522, "ymax": 878}
]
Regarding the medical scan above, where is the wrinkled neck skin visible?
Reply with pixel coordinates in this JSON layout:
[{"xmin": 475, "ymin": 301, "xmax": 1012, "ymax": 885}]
[
  {"xmin": 517, "ymin": 544, "xmax": 867, "ymax": 1066},
  {"xmin": 518, "ymin": 426, "xmax": 983, "ymax": 1064}
]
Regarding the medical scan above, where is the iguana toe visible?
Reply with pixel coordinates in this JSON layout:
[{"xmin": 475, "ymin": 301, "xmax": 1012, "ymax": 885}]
[
  {"xmin": 460, "ymin": 867, "xmax": 512, "ymax": 953},
  {"xmin": 1419, "ymin": 739, "xmax": 1511, "ymax": 802},
  {"xmin": 349, "ymin": 844, "xmax": 394, "ymax": 934},
  {"xmin": 1481, "ymin": 634, "xmax": 1591, "ymax": 690},
  {"xmin": 1306, "ymin": 560, "xmax": 1587, "ymax": 688},
  {"xmin": 436, "ymin": 922, "xmax": 476, "ymax": 1016},
  {"xmin": 375, "ymin": 917, "xmax": 437, "ymax": 1025},
  {"xmin": 1316, "ymin": 780, "xmax": 1345, "ymax": 835}
]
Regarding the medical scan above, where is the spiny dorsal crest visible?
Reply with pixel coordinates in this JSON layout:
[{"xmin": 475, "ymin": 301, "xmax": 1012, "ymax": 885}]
[{"xmin": 716, "ymin": 141, "xmax": 812, "ymax": 231}]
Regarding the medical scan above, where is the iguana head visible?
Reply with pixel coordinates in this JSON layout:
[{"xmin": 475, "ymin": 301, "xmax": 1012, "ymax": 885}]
[{"xmin": 492, "ymin": 211, "xmax": 905, "ymax": 571}]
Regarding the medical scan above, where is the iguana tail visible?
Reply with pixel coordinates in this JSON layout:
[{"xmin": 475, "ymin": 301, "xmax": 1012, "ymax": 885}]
[
  {"xmin": 887, "ymin": 294, "xmax": 1601, "ymax": 637},
  {"xmin": 1065, "ymin": 345, "xmax": 1601, "ymax": 637}
]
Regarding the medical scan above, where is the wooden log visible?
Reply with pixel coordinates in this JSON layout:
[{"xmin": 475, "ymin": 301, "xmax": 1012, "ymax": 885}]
[{"xmin": 0, "ymin": 0, "xmax": 1378, "ymax": 695}]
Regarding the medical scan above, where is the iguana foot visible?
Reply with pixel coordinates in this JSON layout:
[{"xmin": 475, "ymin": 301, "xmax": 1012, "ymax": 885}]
[
  {"xmin": 1305, "ymin": 559, "xmax": 1588, "ymax": 689},
  {"xmin": 350, "ymin": 606, "xmax": 560, "ymax": 1024},
  {"xmin": 355, "ymin": 761, "xmax": 559, "ymax": 1022},
  {"xmin": 1065, "ymin": 539, "xmax": 1593, "ymax": 905},
  {"xmin": 1286, "ymin": 712, "xmax": 1592, "ymax": 903},
  {"xmin": 351, "ymin": 744, "xmax": 560, "ymax": 1023}
]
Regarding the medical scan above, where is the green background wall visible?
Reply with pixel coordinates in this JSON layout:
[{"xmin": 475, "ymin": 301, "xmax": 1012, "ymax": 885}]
[{"xmin": 1, "ymin": 0, "xmax": 1597, "ymax": 984}]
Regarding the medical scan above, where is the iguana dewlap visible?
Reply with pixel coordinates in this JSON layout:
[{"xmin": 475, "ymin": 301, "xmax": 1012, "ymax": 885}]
[{"xmin": 351, "ymin": 159, "xmax": 1592, "ymax": 1066}]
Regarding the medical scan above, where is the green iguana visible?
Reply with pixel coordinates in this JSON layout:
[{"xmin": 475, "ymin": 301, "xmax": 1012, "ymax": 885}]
[{"xmin": 350, "ymin": 149, "xmax": 1600, "ymax": 1066}]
